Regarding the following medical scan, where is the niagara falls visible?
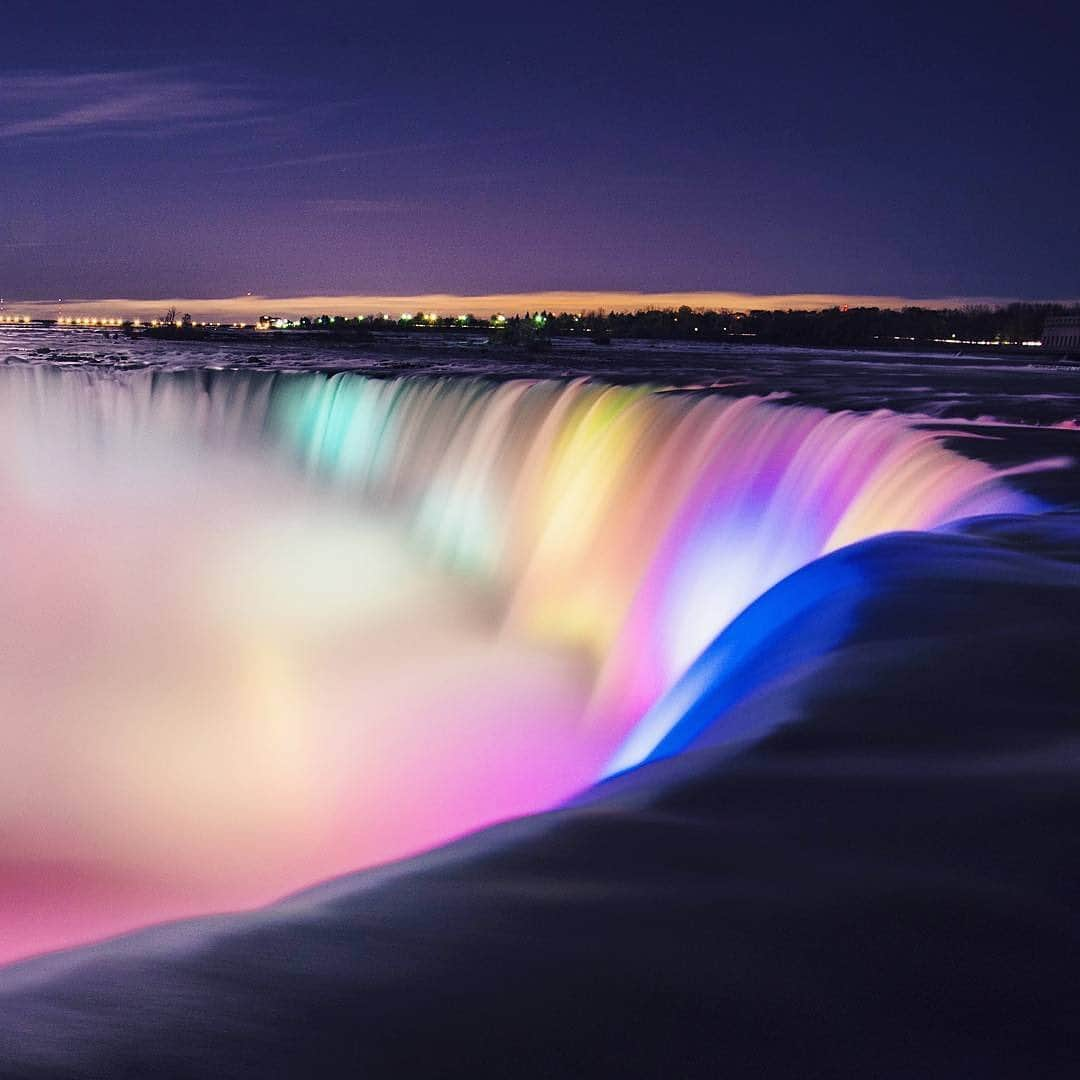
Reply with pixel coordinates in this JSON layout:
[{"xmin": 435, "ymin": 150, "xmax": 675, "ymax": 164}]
[
  {"xmin": 3, "ymin": 2, "xmax": 1080, "ymax": 1075},
  {"xmin": 0, "ymin": 354, "xmax": 1051, "ymax": 964},
  {"xmin": 1, "ymin": 320, "xmax": 1077, "ymax": 1076}
]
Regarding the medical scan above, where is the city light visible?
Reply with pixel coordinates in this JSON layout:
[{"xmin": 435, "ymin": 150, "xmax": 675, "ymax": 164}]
[{"xmin": 55, "ymin": 317, "xmax": 125, "ymax": 327}]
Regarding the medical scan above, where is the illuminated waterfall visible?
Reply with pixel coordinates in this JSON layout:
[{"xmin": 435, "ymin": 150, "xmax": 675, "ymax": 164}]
[
  {"xmin": 269, "ymin": 372, "xmax": 1036, "ymax": 733},
  {"xmin": 0, "ymin": 364, "xmax": 1038, "ymax": 963}
]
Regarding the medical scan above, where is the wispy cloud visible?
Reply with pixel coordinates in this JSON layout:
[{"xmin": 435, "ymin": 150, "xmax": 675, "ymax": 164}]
[
  {"xmin": 0, "ymin": 70, "xmax": 259, "ymax": 140},
  {"xmin": 223, "ymin": 136, "xmax": 505, "ymax": 173}
]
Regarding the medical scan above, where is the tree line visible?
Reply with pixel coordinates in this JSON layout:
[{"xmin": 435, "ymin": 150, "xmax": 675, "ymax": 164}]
[
  {"xmin": 141, "ymin": 302, "xmax": 1077, "ymax": 348},
  {"xmin": 493, "ymin": 303, "xmax": 1077, "ymax": 347}
]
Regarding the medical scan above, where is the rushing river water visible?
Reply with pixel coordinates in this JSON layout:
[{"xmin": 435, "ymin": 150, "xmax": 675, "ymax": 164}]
[
  {"xmin": 0, "ymin": 330, "xmax": 1078, "ymax": 1076},
  {"xmin": 1, "ymin": 331, "xmax": 1076, "ymax": 962}
]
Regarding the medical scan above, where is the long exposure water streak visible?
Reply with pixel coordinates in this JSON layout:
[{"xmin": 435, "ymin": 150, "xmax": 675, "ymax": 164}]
[{"xmin": 0, "ymin": 364, "xmax": 1045, "ymax": 963}]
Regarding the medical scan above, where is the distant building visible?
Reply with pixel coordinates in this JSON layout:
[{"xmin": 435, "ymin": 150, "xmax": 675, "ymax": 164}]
[{"xmin": 1042, "ymin": 315, "xmax": 1080, "ymax": 352}]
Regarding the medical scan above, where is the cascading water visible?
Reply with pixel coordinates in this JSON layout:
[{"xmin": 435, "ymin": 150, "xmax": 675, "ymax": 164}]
[
  {"xmin": 270, "ymin": 371, "xmax": 1041, "ymax": 744},
  {"xmin": 0, "ymin": 364, "xmax": 1039, "ymax": 964}
]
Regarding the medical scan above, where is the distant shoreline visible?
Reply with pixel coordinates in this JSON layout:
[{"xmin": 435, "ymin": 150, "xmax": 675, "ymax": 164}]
[{"xmin": 3, "ymin": 299, "xmax": 1075, "ymax": 357}]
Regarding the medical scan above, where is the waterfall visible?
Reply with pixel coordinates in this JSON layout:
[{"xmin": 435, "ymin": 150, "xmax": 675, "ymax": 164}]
[
  {"xmin": 0, "ymin": 364, "xmax": 1038, "ymax": 963},
  {"xmin": 267, "ymin": 371, "xmax": 1035, "ymax": 733}
]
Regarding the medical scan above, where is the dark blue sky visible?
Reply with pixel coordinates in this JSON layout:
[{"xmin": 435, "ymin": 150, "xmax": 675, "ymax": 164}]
[{"xmin": 2, "ymin": 0, "xmax": 1078, "ymax": 302}]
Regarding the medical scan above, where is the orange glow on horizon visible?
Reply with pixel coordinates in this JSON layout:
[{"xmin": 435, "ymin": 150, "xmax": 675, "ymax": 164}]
[{"xmin": 6, "ymin": 289, "xmax": 1063, "ymax": 325}]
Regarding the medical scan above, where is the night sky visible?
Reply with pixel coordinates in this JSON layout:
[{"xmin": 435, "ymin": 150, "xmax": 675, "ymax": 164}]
[{"xmin": 2, "ymin": 0, "xmax": 1078, "ymax": 306}]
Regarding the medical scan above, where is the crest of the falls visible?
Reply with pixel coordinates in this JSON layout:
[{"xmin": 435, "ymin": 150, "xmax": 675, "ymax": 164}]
[{"xmin": 268, "ymin": 371, "xmax": 1040, "ymax": 731}]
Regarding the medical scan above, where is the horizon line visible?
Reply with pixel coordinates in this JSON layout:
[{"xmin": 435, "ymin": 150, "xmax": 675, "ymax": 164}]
[{"xmin": 4, "ymin": 290, "xmax": 1077, "ymax": 322}]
